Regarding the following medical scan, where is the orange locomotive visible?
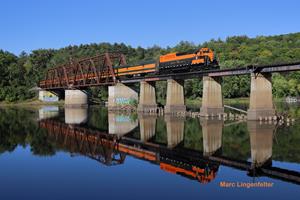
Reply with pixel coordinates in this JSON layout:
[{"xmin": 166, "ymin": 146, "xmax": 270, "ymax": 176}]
[
  {"xmin": 158, "ymin": 47, "xmax": 218, "ymax": 73},
  {"xmin": 114, "ymin": 47, "xmax": 218, "ymax": 76}
]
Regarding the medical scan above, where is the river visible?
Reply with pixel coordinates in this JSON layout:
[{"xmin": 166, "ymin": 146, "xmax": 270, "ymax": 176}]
[{"xmin": 0, "ymin": 102, "xmax": 299, "ymax": 199}]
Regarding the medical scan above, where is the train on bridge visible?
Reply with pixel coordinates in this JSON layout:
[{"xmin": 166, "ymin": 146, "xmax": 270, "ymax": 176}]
[
  {"xmin": 116, "ymin": 47, "xmax": 218, "ymax": 76},
  {"xmin": 39, "ymin": 48, "xmax": 218, "ymax": 88},
  {"xmin": 39, "ymin": 47, "xmax": 300, "ymax": 90}
]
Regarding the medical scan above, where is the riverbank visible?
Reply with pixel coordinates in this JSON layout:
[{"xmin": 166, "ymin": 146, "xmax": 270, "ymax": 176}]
[
  {"xmin": 185, "ymin": 97, "xmax": 285, "ymax": 108},
  {"xmin": 0, "ymin": 99, "xmax": 65, "ymax": 107},
  {"xmin": 185, "ymin": 97, "xmax": 249, "ymax": 107},
  {"xmin": 0, "ymin": 97, "xmax": 284, "ymax": 108}
]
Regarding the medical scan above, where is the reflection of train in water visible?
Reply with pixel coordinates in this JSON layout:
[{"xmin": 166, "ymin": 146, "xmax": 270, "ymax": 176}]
[
  {"xmin": 39, "ymin": 48, "xmax": 218, "ymax": 87},
  {"xmin": 160, "ymin": 157, "xmax": 218, "ymax": 184},
  {"xmin": 40, "ymin": 119, "xmax": 219, "ymax": 184}
]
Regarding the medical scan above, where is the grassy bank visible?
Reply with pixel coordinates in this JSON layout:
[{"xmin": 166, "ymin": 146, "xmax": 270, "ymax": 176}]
[
  {"xmin": 185, "ymin": 97, "xmax": 250, "ymax": 107},
  {"xmin": 0, "ymin": 98, "xmax": 64, "ymax": 107},
  {"xmin": 186, "ymin": 97, "xmax": 284, "ymax": 108},
  {"xmin": 0, "ymin": 97, "xmax": 285, "ymax": 108}
]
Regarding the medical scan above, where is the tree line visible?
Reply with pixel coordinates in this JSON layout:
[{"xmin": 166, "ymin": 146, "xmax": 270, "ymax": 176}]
[{"xmin": 0, "ymin": 32, "xmax": 300, "ymax": 102}]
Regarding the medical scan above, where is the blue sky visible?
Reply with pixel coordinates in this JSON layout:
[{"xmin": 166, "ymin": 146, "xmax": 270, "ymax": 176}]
[{"xmin": 0, "ymin": 0, "xmax": 299, "ymax": 55}]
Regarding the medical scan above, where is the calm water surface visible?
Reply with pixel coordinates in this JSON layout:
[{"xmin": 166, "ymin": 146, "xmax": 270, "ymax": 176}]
[{"xmin": 0, "ymin": 102, "xmax": 300, "ymax": 199}]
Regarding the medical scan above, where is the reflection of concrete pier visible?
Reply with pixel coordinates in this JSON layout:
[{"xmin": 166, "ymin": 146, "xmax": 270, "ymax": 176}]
[
  {"xmin": 139, "ymin": 115, "xmax": 156, "ymax": 142},
  {"xmin": 108, "ymin": 112, "xmax": 138, "ymax": 137},
  {"xmin": 248, "ymin": 121, "xmax": 275, "ymax": 167},
  {"xmin": 200, "ymin": 119, "xmax": 223, "ymax": 156},
  {"xmin": 165, "ymin": 115, "xmax": 184, "ymax": 148},
  {"xmin": 65, "ymin": 107, "xmax": 88, "ymax": 124},
  {"xmin": 38, "ymin": 106, "xmax": 59, "ymax": 120}
]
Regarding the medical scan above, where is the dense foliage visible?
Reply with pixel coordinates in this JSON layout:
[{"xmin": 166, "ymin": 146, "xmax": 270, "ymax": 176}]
[{"xmin": 1, "ymin": 32, "xmax": 300, "ymax": 102}]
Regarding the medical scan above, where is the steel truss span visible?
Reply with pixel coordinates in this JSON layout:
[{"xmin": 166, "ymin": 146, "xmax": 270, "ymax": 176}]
[{"xmin": 39, "ymin": 53, "xmax": 126, "ymax": 89}]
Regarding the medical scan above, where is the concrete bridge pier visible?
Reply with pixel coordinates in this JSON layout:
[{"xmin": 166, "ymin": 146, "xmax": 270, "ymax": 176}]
[
  {"xmin": 137, "ymin": 81, "xmax": 157, "ymax": 112},
  {"xmin": 248, "ymin": 121, "xmax": 275, "ymax": 168},
  {"xmin": 200, "ymin": 76, "xmax": 224, "ymax": 116},
  {"xmin": 65, "ymin": 90, "xmax": 88, "ymax": 107},
  {"xmin": 165, "ymin": 115, "xmax": 184, "ymax": 148},
  {"xmin": 39, "ymin": 90, "xmax": 60, "ymax": 102},
  {"xmin": 200, "ymin": 118, "xmax": 223, "ymax": 156},
  {"xmin": 164, "ymin": 79, "xmax": 186, "ymax": 114},
  {"xmin": 108, "ymin": 83, "xmax": 138, "ymax": 110},
  {"xmin": 139, "ymin": 114, "xmax": 156, "ymax": 142},
  {"xmin": 247, "ymin": 73, "xmax": 275, "ymax": 120}
]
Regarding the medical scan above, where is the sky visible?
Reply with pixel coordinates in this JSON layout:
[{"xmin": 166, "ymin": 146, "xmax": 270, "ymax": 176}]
[{"xmin": 0, "ymin": 0, "xmax": 299, "ymax": 55}]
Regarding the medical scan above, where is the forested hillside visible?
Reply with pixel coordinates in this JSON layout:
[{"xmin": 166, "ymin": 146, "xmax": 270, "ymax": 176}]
[{"xmin": 0, "ymin": 32, "xmax": 300, "ymax": 102}]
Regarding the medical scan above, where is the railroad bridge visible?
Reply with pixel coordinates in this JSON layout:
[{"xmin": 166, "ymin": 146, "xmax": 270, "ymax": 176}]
[{"xmin": 38, "ymin": 51, "xmax": 300, "ymax": 120}]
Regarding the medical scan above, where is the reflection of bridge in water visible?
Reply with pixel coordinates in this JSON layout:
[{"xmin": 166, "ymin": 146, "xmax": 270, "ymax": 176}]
[{"xmin": 39, "ymin": 108, "xmax": 300, "ymax": 185}]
